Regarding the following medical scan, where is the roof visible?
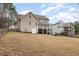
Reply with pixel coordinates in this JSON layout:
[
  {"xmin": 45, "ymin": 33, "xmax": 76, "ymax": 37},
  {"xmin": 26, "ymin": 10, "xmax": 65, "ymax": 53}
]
[
  {"xmin": 34, "ymin": 14, "xmax": 49, "ymax": 20},
  {"xmin": 53, "ymin": 21, "xmax": 74, "ymax": 28},
  {"xmin": 55, "ymin": 20, "xmax": 65, "ymax": 25},
  {"xmin": 17, "ymin": 14, "xmax": 24, "ymax": 18},
  {"xmin": 21, "ymin": 11, "xmax": 49, "ymax": 21},
  {"xmin": 63, "ymin": 23, "xmax": 74, "ymax": 27},
  {"xmin": 17, "ymin": 14, "xmax": 24, "ymax": 21}
]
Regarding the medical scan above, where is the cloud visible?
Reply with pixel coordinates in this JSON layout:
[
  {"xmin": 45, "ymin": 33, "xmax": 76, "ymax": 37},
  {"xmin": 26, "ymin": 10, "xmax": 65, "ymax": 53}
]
[
  {"xmin": 46, "ymin": 5, "xmax": 79, "ymax": 24},
  {"xmin": 40, "ymin": 4, "xmax": 46, "ymax": 8},
  {"xmin": 41, "ymin": 6, "xmax": 57, "ymax": 15},
  {"xmin": 56, "ymin": 12, "xmax": 75, "ymax": 22},
  {"xmin": 49, "ymin": 11, "xmax": 78, "ymax": 24},
  {"xmin": 67, "ymin": 7, "xmax": 79, "ymax": 20},
  {"xmin": 55, "ymin": 3, "xmax": 64, "ymax": 7},
  {"xmin": 67, "ymin": 7, "xmax": 76, "ymax": 12},
  {"xmin": 41, "ymin": 3, "xmax": 64, "ymax": 15}
]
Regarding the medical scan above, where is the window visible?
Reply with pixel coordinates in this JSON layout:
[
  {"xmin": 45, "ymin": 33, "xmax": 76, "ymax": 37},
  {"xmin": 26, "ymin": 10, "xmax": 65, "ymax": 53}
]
[
  {"xmin": 29, "ymin": 21, "xmax": 31, "ymax": 25},
  {"xmin": 58, "ymin": 26, "xmax": 62, "ymax": 28},
  {"xmin": 45, "ymin": 21, "xmax": 47, "ymax": 23},
  {"xmin": 19, "ymin": 19, "xmax": 21, "ymax": 21},
  {"xmin": 36, "ymin": 22, "xmax": 37, "ymax": 26},
  {"xmin": 29, "ymin": 13, "xmax": 31, "ymax": 18}
]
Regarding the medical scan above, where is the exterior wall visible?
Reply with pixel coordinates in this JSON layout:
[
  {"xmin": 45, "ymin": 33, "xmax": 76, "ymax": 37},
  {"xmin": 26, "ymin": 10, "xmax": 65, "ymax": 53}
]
[
  {"xmin": 50, "ymin": 24, "xmax": 64, "ymax": 35},
  {"xmin": 71, "ymin": 28, "xmax": 75, "ymax": 36},
  {"xmin": 52, "ymin": 25, "xmax": 64, "ymax": 35},
  {"xmin": 17, "ymin": 20, "xmax": 21, "ymax": 30},
  {"xmin": 37, "ymin": 19, "xmax": 49, "ymax": 34},
  {"xmin": 67, "ymin": 27, "xmax": 75, "ymax": 36},
  {"xmin": 38, "ymin": 23, "xmax": 49, "ymax": 29},
  {"xmin": 49, "ymin": 23, "xmax": 75, "ymax": 36},
  {"xmin": 71, "ymin": 25, "xmax": 75, "ymax": 36},
  {"xmin": 16, "ymin": 14, "xmax": 23, "ymax": 31},
  {"xmin": 38, "ymin": 19, "xmax": 49, "ymax": 29},
  {"xmin": 20, "ymin": 12, "xmax": 38, "ymax": 33},
  {"xmin": 39, "ymin": 19, "xmax": 48, "ymax": 24},
  {"xmin": 16, "ymin": 18, "xmax": 21, "ymax": 31}
]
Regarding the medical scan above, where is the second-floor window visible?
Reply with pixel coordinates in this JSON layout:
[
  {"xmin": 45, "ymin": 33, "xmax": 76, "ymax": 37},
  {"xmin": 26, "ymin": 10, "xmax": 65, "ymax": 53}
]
[
  {"xmin": 36, "ymin": 22, "xmax": 37, "ymax": 26},
  {"xmin": 19, "ymin": 19, "xmax": 21, "ymax": 21},
  {"xmin": 29, "ymin": 21, "xmax": 31, "ymax": 25},
  {"xmin": 29, "ymin": 13, "xmax": 31, "ymax": 18}
]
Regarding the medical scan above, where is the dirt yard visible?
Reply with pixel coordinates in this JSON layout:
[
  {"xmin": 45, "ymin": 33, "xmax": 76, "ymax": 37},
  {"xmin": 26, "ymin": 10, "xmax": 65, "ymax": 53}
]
[{"xmin": 0, "ymin": 32, "xmax": 79, "ymax": 56}]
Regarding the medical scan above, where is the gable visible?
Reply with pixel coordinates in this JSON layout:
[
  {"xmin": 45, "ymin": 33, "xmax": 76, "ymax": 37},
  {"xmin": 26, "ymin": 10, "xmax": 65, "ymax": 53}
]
[
  {"xmin": 21, "ymin": 12, "xmax": 49, "ymax": 21},
  {"xmin": 34, "ymin": 15, "xmax": 49, "ymax": 20},
  {"xmin": 21, "ymin": 12, "xmax": 38, "ymax": 21}
]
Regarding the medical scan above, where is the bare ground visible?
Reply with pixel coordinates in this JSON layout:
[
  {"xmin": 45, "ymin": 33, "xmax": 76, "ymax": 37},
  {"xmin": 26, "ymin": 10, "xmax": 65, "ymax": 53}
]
[{"xmin": 0, "ymin": 32, "xmax": 79, "ymax": 56}]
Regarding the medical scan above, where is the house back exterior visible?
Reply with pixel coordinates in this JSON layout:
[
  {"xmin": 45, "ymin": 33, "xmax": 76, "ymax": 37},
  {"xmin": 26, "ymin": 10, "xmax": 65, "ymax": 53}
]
[
  {"xmin": 17, "ymin": 11, "xmax": 75, "ymax": 36},
  {"xmin": 63, "ymin": 23, "xmax": 75, "ymax": 36},
  {"xmin": 18, "ymin": 12, "xmax": 49, "ymax": 34},
  {"xmin": 49, "ymin": 20, "xmax": 75, "ymax": 36},
  {"xmin": 49, "ymin": 20, "xmax": 65, "ymax": 35}
]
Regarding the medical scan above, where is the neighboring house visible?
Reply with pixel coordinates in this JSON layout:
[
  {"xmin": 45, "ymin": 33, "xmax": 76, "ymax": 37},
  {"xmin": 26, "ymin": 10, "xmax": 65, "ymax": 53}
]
[
  {"xmin": 18, "ymin": 12, "xmax": 49, "ymax": 34},
  {"xmin": 63, "ymin": 23, "xmax": 75, "ymax": 36},
  {"xmin": 74, "ymin": 21, "xmax": 79, "ymax": 35},
  {"xmin": 49, "ymin": 20, "xmax": 75, "ymax": 36},
  {"xmin": 49, "ymin": 20, "xmax": 64, "ymax": 35}
]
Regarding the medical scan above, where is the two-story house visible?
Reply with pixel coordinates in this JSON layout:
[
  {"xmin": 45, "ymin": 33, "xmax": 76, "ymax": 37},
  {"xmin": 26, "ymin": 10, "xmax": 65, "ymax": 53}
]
[{"xmin": 18, "ymin": 12, "xmax": 49, "ymax": 34}]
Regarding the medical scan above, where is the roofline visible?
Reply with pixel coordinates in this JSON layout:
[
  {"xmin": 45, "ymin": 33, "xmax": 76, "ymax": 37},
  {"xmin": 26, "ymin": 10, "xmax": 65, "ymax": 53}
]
[
  {"xmin": 21, "ymin": 11, "xmax": 38, "ymax": 21},
  {"xmin": 21, "ymin": 11, "xmax": 49, "ymax": 21}
]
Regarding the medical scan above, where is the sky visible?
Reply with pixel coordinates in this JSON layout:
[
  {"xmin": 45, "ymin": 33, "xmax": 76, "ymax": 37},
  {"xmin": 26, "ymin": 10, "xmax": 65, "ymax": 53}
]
[{"xmin": 15, "ymin": 3, "xmax": 79, "ymax": 24}]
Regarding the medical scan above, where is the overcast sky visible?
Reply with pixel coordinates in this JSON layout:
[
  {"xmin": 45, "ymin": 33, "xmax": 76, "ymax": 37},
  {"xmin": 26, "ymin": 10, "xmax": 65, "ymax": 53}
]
[{"xmin": 15, "ymin": 3, "xmax": 79, "ymax": 24}]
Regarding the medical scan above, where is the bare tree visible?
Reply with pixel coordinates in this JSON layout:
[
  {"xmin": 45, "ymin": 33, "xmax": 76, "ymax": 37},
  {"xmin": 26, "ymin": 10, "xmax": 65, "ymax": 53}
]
[{"xmin": 0, "ymin": 3, "xmax": 17, "ymax": 36}]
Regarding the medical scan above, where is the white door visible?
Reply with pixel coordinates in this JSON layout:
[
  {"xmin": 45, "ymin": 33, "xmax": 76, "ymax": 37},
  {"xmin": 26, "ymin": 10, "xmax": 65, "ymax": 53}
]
[{"xmin": 32, "ymin": 28, "xmax": 37, "ymax": 34}]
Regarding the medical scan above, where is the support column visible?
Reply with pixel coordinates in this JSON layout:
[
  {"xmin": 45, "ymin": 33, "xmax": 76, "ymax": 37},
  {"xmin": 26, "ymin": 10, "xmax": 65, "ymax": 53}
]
[
  {"xmin": 46, "ymin": 29, "xmax": 48, "ymax": 34},
  {"xmin": 42, "ymin": 29, "xmax": 44, "ymax": 34}
]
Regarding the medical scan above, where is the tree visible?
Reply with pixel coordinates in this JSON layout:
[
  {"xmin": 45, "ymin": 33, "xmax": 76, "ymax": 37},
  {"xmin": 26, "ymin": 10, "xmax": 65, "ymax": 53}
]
[
  {"xmin": 0, "ymin": 3, "xmax": 17, "ymax": 36},
  {"xmin": 74, "ymin": 22, "xmax": 79, "ymax": 35}
]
